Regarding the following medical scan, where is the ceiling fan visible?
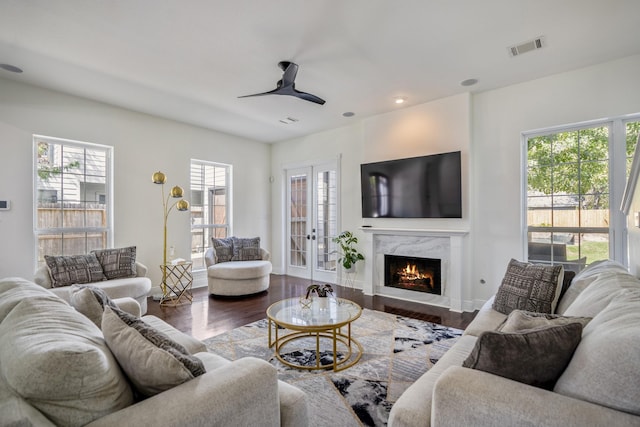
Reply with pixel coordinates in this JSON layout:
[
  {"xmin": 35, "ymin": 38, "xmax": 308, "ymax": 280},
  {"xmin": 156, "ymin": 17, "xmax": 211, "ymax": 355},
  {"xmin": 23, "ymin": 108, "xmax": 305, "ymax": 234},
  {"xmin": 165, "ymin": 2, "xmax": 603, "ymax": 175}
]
[{"xmin": 239, "ymin": 61, "xmax": 326, "ymax": 105}]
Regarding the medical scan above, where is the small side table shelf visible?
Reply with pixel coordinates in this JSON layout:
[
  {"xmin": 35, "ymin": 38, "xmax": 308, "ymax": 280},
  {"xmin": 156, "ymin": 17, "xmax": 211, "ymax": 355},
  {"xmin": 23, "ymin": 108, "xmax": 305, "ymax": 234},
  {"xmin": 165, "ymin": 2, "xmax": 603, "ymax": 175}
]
[{"xmin": 159, "ymin": 262, "xmax": 193, "ymax": 307}]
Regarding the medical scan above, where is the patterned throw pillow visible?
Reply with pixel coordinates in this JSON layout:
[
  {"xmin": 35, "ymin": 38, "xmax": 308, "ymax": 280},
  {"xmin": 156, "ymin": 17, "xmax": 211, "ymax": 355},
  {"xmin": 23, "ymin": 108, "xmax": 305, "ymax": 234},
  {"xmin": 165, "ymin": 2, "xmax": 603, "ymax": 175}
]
[
  {"xmin": 45, "ymin": 254, "xmax": 106, "ymax": 287},
  {"xmin": 212, "ymin": 237, "xmax": 234, "ymax": 263},
  {"xmin": 463, "ymin": 323, "xmax": 583, "ymax": 390},
  {"xmin": 92, "ymin": 246, "xmax": 137, "ymax": 280},
  {"xmin": 492, "ymin": 259, "xmax": 564, "ymax": 315},
  {"xmin": 102, "ymin": 306, "xmax": 206, "ymax": 398},
  {"xmin": 231, "ymin": 237, "xmax": 261, "ymax": 261}
]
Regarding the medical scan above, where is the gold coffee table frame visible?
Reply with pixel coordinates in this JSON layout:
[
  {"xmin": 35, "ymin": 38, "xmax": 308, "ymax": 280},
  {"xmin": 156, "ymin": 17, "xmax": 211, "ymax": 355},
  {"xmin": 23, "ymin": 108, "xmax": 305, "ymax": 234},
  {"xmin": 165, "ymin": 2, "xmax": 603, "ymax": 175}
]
[{"xmin": 266, "ymin": 297, "xmax": 363, "ymax": 372}]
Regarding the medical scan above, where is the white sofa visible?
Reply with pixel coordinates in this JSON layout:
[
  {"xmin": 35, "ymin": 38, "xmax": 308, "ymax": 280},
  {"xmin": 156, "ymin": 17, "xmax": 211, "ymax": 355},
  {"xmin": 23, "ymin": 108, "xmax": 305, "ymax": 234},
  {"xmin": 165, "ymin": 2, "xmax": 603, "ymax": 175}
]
[
  {"xmin": 34, "ymin": 261, "xmax": 152, "ymax": 314},
  {"xmin": 205, "ymin": 247, "xmax": 272, "ymax": 296},
  {"xmin": 388, "ymin": 260, "xmax": 640, "ymax": 427},
  {"xmin": 0, "ymin": 277, "xmax": 309, "ymax": 427}
]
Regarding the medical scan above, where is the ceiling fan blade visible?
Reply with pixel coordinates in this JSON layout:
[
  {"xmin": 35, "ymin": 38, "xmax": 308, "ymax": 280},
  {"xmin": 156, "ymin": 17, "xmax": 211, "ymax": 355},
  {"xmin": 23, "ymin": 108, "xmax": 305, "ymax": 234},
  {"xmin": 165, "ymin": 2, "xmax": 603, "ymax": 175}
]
[
  {"xmin": 294, "ymin": 90, "xmax": 326, "ymax": 105},
  {"xmin": 279, "ymin": 61, "xmax": 298, "ymax": 87},
  {"xmin": 239, "ymin": 61, "xmax": 325, "ymax": 105},
  {"xmin": 237, "ymin": 88, "xmax": 280, "ymax": 98}
]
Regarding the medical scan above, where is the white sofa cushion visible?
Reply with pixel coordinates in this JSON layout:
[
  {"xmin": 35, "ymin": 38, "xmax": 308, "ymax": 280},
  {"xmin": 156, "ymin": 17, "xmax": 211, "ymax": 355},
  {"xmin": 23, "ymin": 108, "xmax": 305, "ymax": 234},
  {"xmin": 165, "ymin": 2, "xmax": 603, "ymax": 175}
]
[
  {"xmin": 562, "ymin": 269, "xmax": 640, "ymax": 317},
  {"xmin": 0, "ymin": 280, "xmax": 133, "ymax": 427},
  {"xmin": 208, "ymin": 260, "xmax": 272, "ymax": 280},
  {"xmin": 555, "ymin": 289, "xmax": 640, "ymax": 415},
  {"xmin": 556, "ymin": 259, "xmax": 628, "ymax": 314}
]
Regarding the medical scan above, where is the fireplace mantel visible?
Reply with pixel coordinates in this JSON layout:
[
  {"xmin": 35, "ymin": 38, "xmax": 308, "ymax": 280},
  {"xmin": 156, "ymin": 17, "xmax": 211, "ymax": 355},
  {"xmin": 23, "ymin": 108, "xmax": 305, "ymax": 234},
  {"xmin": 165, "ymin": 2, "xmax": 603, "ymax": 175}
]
[
  {"xmin": 359, "ymin": 227, "xmax": 469, "ymax": 312},
  {"xmin": 360, "ymin": 227, "xmax": 468, "ymax": 237}
]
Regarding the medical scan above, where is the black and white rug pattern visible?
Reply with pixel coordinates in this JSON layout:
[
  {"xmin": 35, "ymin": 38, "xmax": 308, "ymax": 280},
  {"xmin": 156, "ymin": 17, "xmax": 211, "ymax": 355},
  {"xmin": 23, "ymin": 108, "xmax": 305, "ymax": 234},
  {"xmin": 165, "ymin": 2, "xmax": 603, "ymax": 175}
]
[{"xmin": 203, "ymin": 309, "xmax": 462, "ymax": 427}]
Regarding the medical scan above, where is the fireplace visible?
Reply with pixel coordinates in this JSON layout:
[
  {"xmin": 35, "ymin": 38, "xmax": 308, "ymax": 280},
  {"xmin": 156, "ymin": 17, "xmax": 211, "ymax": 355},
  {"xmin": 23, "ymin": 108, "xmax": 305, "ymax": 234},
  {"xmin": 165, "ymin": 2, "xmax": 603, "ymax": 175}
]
[{"xmin": 384, "ymin": 255, "xmax": 441, "ymax": 295}]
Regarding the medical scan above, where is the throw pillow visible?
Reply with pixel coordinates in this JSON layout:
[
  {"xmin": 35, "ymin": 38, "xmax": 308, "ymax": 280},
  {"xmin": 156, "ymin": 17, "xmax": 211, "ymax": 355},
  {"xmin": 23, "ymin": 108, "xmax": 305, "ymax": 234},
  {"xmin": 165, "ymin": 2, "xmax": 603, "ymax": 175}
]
[
  {"xmin": 91, "ymin": 246, "xmax": 137, "ymax": 280},
  {"xmin": 70, "ymin": 285, "xmax": 119, "ymax": 328},
  {"xmin": 497, "ymin": 309, "xmax": 591, "ymax": 333},
  {"xmin": 558, "ymin": 270, "xmax": 576, "ymax": 302},
  {"xmin": 462, "ymin": 323, "xmax": 583, "ymax": 390},
  {"xmin": 45, "ymin": 254, "xmax": 106, "ymax": 287},
  {"xmin": 492, "ymin": 259, "xmax": 564, "ymax": 315},
  {"xmin": 212, "ymin": 237, "xmax": 234, "ymax": 263},
  {"xmin": 102, "ymin": 306, "xmax": 206, "ymax": 397},
  {"xmin": 231, "ymin": 236, "xmax": 261, "ymax": 261}
]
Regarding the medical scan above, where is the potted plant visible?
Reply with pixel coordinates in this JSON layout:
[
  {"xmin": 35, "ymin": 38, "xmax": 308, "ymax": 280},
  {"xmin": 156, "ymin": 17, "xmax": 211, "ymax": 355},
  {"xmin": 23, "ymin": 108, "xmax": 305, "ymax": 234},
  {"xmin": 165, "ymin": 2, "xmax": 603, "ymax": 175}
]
[{"xmin": 332, "ymin": 231, "xmax": 365, "ymax": 271}]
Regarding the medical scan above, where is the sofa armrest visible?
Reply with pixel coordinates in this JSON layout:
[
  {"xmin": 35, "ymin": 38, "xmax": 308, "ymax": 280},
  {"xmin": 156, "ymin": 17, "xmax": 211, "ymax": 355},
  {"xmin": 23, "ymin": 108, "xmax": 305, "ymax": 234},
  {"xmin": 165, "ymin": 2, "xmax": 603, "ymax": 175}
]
[
  {"xmin": 134, "ymin": 261, "xmax": 148, "ymax": 277},
  {"xmin": 205, "ymin": 247, "xmax": 217, "ymax": 267},
  {"xmin": 113, "ymin": 297, "xmax": 141, "ymax": 317},
  {"xmin": 432, "ymin": 366, "xmax": 639, "ymax": 427},
  {"xmin": 261, "ymin": 248, "xmax": 271, "ymax": 261},
  {"xmin": 33, "ymin": 265, "xmax": 52, "ymax": 288},
  {"xmin": 86, "ymin": 357, "xmax": 281, "ymax": 427}
]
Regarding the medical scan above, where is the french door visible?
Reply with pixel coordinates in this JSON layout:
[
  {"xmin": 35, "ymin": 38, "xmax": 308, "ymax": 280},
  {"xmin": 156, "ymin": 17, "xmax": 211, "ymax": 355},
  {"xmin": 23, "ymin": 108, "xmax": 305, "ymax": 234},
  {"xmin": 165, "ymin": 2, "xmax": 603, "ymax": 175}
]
[{"xmin": 286, "ymin": 161, "xmax": 339, "ymax": 283}]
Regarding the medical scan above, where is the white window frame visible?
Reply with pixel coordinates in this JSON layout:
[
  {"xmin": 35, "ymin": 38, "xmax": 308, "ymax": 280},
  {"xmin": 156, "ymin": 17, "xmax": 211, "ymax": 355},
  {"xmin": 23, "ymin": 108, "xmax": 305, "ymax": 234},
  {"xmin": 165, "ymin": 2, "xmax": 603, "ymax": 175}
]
[
  {"xmin": 33, "ymin": 135, "xmax": 113, "ymax": 268},
  {"xmin": 190, "ymin": 159, "xmax": 232, "ymax": 271},
  {"xmin": 521, "ymin": 113, "xmax": 640, "ymax": 268}
]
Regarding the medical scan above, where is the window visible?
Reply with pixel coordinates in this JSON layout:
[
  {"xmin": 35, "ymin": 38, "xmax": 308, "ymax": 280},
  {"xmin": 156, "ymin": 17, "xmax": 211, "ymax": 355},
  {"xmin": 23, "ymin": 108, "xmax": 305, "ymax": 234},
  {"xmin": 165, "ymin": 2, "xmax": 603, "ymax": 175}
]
[
  {"xmin": 190, "ymin": 160, "xmax": 231, "ymax": 270},
  {"xmin": 524, "ymin": 116, "xmax": 639, "ymax": 272},
  {"xmin": 34, "ymin": 135, "xmax": 112, "ymax": 266}
]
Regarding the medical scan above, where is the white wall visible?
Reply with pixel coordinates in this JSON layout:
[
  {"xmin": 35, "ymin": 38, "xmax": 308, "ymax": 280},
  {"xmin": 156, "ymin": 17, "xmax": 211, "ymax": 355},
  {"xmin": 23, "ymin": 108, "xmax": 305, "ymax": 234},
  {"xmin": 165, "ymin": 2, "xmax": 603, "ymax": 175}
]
[
  {"xmin": 471, "ymin": 54, "xmax": 640, "ymax": 304},
  {"xmin": 272, "ymin": 54, "xmax": 640, "ymax": 310},
  {"xmin": 0, "ymin": 78, "xmax": 271, "ymax": 288},
  {"xmin": 271, "ymin": 93, "xmax": 472, "ymax": 297}
]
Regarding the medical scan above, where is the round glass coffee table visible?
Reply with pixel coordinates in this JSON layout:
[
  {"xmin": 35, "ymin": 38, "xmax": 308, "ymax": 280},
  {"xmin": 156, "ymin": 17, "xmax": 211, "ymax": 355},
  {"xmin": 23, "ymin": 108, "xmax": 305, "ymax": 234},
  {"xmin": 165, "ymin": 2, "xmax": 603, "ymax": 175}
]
[{"xmin": 266, "ymin": 297, "xmax": 363, "ymax": 371}]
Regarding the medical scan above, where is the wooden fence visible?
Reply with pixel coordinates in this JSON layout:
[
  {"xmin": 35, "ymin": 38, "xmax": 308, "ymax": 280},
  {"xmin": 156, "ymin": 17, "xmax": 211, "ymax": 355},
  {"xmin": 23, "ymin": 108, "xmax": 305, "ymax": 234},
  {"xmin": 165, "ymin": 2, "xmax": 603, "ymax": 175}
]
[{"xmin": 528, "ymin": 209, "xmax": 609, "ymax": 228}]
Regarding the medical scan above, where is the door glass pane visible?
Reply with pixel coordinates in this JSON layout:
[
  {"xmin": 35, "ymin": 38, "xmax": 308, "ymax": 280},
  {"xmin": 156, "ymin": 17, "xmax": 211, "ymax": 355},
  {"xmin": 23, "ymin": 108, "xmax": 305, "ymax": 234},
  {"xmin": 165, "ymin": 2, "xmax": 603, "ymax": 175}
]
[
  {"xmin": 316, "ymin": 170, "xmax": 337, "ymax": 272},
  {"xmin": 290, "ymin": 174, "xmax": 307, "ymax": 267}
]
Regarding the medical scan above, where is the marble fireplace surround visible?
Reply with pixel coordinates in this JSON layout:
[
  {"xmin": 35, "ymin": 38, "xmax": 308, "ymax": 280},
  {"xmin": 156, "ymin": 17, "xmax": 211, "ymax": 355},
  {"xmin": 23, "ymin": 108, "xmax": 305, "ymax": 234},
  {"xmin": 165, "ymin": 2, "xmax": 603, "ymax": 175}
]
[{"xmin": 360, "ymin": 227, "xmax": 469, "ymax": 312}]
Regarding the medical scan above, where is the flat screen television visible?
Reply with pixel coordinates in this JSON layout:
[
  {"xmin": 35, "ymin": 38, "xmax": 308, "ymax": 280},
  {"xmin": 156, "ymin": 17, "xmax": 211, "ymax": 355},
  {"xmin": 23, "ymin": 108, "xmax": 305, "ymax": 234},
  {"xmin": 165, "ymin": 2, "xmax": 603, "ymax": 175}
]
[{"xmin": 360, "ymin": 151, "xmax": 462, "ymax": 218}]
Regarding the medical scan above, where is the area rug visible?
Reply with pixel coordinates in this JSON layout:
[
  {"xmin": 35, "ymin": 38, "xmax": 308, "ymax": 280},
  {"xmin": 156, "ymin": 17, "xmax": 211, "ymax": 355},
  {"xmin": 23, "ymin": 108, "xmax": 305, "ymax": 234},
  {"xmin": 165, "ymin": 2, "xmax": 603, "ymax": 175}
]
[{"xmin": 203, "ymin": 309, "xmax": 462, "ymax": 427}]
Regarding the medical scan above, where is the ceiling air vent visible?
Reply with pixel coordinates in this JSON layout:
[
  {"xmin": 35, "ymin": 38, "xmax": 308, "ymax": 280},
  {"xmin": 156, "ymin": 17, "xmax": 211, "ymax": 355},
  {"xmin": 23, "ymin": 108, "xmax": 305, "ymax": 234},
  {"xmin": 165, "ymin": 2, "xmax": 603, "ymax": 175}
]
[{"xmin": 508, "ymin": 36, "xmax": 544, "ymax": 57}]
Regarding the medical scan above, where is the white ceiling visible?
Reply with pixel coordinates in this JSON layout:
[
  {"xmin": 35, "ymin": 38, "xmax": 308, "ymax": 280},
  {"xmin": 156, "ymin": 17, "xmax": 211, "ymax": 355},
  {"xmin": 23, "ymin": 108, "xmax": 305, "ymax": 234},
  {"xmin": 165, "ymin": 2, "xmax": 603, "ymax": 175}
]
[{"xmin": 2, "ymin": 0, "xmax": 640, "ymax": 143}]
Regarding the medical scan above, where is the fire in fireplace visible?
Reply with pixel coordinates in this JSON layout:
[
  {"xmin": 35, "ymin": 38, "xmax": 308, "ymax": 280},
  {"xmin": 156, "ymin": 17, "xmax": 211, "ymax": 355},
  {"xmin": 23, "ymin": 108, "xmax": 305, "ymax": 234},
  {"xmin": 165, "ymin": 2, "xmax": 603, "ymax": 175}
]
[{"xmin": 384, "ymin": 255, "xmax": 441, "ymax": 295}]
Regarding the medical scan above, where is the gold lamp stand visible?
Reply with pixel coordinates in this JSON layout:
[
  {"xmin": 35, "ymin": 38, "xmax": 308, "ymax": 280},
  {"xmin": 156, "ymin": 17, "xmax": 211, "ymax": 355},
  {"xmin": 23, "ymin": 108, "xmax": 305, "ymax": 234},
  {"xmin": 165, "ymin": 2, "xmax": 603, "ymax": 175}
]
[{"xmin": 152, "ymin": 171, "xmax": 192, "ymax": 306}]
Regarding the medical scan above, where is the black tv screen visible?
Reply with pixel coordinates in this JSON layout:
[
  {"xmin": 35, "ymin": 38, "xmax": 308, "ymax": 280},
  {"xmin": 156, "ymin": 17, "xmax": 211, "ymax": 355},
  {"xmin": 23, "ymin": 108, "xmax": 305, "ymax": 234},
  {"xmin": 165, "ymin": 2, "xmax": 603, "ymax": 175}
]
[{"xmin": 361, "ymin": 151, "xmax": 462, "ymax": 218}]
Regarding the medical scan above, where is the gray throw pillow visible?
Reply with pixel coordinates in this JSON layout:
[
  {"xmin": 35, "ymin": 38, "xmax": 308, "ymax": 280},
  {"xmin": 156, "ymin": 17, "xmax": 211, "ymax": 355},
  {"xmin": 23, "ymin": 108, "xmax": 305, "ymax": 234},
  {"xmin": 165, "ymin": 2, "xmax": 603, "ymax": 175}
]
[
  {"xmin": 70, "ymin": 285, "xmax": 119, "ymax": 328},
  {"xmin": 231, "ymin": 236, "xmax": 261, "ymax": 261},
  {"xmin": 462, "ymin": 323, "xmax": 582, "ymax": 390},
  {"xmin": 91, "ymin": 246, "xmax": 137, "ymax": 279},
  {"xmin": 498, "ymin": 310, "xmax": 591, "ymax": 333},
  {"xmin": 492, "ymin": 259, "xmax": 563, "ymax": 315},
  {"xmin": 45, "ymin": 254, "xmax": 106, "ymax": 287},
  {"xmin": 212, "ymin": 237, "xmax": 234, "ymax": 263},
  {"xmin": 102, "ymin": 306, "xmax": 205, "ymax": 397}
]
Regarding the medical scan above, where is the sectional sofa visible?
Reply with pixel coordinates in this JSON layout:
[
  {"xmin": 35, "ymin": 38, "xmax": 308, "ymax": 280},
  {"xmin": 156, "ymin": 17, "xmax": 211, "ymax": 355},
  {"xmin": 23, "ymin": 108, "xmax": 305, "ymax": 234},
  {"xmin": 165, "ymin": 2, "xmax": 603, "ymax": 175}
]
[
  {"xmin": 0, "ymin": 278, "xmax": 309, "ymax": 426},
  {"xmin": 389, "ymin": 259, "xmax": 640, "ymax": 426}
]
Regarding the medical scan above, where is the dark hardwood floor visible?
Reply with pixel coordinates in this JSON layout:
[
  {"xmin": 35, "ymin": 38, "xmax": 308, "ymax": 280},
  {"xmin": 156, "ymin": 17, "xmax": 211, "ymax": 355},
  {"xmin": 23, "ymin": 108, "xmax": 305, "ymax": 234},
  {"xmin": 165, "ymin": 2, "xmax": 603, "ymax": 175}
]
[{"xmin": 146, "ymin": 275, "xmax": 477, "ymax": 341}]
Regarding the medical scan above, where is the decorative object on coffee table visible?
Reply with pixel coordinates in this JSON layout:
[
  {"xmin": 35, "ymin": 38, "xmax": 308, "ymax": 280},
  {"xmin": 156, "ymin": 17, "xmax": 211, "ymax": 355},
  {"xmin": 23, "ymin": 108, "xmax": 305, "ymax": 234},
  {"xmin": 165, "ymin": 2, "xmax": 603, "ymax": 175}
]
[
  {"xmin": 305, "ymin": 283, "xmax": 334, "ymax": 298},
  {"xmin": 151, "ymin": 171, "xmax": 190, "ymax": 306}
]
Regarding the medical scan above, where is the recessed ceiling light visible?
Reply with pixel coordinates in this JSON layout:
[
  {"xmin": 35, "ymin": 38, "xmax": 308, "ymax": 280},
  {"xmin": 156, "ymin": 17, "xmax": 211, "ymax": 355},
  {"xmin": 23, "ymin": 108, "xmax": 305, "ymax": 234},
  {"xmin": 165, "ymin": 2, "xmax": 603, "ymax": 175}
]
[
  {"xmin": 342, "ymin": 112, "xmax": 355, "ymax": 117},
  {"xmin": 394, "ymin": 97, "xmax": 406, "ymax": 104},
  {"xmin": 0, "ymin": 64, "xmax": 23, "ymax": 73},
  {"xmin": 460, "ymin": 78, "xmax": 478, "ymax": 87},
  {"xmin": 279, "ymin": 117, "xmax": 299, "ymax": 125}
]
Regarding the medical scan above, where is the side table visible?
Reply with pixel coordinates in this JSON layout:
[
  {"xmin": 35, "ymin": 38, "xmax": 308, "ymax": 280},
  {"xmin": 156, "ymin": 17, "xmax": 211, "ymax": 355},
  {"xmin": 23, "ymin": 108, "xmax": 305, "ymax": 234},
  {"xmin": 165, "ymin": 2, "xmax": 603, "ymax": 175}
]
[{"xmin": 159, "ymin": 261, "xmax": 193, "ymax": 307}]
